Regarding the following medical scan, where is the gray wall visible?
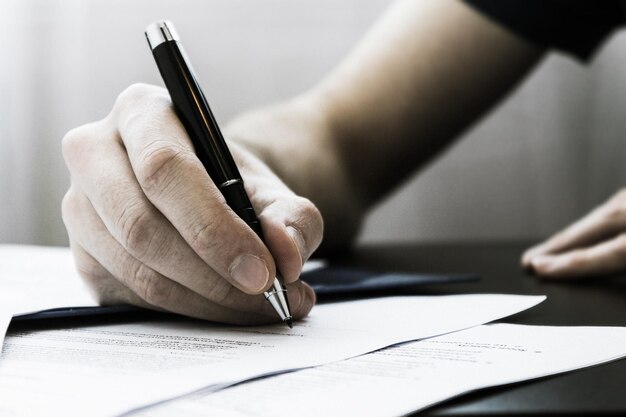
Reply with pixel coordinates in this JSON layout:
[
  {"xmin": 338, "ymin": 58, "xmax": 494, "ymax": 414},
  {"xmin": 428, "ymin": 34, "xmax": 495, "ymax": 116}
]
[
  {"xmin": 364, "ymin": 33, "xmax": 626, "ymax": 243},
  {"xmin": 1, "ymin": 0, "xmax": 626, "ymax": 247}
]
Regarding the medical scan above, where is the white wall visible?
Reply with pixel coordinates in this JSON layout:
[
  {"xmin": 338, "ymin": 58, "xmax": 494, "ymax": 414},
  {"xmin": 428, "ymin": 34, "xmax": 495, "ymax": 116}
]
[{"xmin": 1, "ymin": 0, "xmax": 626, "ymax": 246}]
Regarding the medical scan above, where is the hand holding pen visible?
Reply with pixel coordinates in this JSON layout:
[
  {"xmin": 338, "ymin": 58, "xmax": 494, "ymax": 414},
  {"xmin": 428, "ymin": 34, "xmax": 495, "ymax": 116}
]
[
  {"xmin": 146, "ymin": 20, "xmax": 295, "ymax": 326},
  {"xmin": 60, "ymin": 26, "xmax": 321, "ymax": 325}
]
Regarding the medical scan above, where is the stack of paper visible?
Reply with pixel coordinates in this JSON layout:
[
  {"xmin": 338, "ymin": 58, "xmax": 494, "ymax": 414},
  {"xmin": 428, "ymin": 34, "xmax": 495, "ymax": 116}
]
[
  {"xmin": 0, "ymin": 294, "xmax": 544, "ymax": 416},
  {"xmin": 1, "ymin": 245, "xmax": 625, "ymax": 417},
  {"xmin": 132, "ymin": 323, "xmax": 626, "ymax": 417}
]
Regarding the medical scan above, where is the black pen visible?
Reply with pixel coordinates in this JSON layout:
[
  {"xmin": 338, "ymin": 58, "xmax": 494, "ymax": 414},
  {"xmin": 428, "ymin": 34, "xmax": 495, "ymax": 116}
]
[{"xmin": 145, "ymin": 20, "xmax": 293, "ymax": 327}]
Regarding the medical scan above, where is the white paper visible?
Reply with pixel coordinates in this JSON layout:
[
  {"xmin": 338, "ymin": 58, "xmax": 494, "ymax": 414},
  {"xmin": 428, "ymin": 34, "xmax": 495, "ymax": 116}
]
[
  {"xmin": 137, "ymin": 323, "xmax": 626, "ymax": 417},
  {"xmin": 0, "ymin": 245, "xmax": 96, "ymax": 316},
  {"xmin": 0, "ymin": 294, "xmax": 544, "ymax": 416},
  {"xmin": 0, "ymin": 244, "xmax": 96, "ymax": 348},
  {"xmin": 0, "ymin": 245, "xmax": 325, "ymax": 320},
  {"xmin": 0, "ymin": 245, "xmax": 324, "ymax": 319},
  {"xmin": 0, "ymin": 245, "xmax": 324, "ymax": 348}
]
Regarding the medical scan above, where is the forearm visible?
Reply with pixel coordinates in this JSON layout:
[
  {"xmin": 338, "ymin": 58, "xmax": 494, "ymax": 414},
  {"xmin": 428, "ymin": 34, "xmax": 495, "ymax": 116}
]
[
  {"xmin": 225, "ymin": 95, "xmax": 362, "ymax": 251},
  {"xmin": 313, "ymin": 0, "xmax": 545, "ymax": 208},
  {"xmin": 228, "ymin": 0, "xmax": 546, "ymax": 251}
]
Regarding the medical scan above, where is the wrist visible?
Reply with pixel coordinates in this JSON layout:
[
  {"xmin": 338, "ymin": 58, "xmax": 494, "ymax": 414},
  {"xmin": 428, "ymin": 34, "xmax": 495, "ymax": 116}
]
[
  {"xmin": 224, "ymin": 94, "xmax": 334, "ymax": 183},
  {"xmin": 224, "ymin": 94, "xmax": 363, "ymax": 251}
]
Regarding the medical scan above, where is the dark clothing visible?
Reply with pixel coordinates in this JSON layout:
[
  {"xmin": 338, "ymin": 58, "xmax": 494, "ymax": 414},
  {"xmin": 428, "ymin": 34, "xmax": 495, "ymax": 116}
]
[{"xmin": 464, "ymin": 0, "xmax": 626, "ymax": 60}]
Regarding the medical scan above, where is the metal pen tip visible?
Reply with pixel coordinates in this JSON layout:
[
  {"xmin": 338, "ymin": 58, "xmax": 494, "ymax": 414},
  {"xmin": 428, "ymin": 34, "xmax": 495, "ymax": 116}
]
[{"xmin": 264, "ymin": 278, "xmax": 292, "ymax": 326}]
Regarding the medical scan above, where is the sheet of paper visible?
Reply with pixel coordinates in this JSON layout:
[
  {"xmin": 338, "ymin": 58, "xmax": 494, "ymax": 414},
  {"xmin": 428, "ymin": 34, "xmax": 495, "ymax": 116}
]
[
  {"xmin": 136, "ymin": 323, "xmax": 626, "ymax": 417},
  {"xmin": 0, "ymin": 244, "xmax": 96, "ymax": 315},
  {"xmin": 0, "ymin": 244, "xmax": 94, "ymax": 348},
  {"xmin": 0, "ymin": 245, "xmax": 326, "ymax": 319},
  {"xmin": 0, "ymin": 294, "xmax": 544, "ymax": 417}
]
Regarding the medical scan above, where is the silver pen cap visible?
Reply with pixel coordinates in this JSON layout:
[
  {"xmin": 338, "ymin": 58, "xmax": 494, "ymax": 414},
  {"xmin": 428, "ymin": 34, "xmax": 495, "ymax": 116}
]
[{"xmin": 145, "ymin": 20, "xmax": 180, "ymax": 50}]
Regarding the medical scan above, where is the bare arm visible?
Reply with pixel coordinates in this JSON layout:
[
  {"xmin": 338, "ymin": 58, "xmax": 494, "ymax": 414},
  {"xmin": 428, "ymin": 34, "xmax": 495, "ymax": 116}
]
[
  {"xmin": 62, "ymin": 0, "xmax": 547, "ymax": 325},
  {"xmin": 227, "ymin": 0, "xmax": 544, "ymax": 250}
]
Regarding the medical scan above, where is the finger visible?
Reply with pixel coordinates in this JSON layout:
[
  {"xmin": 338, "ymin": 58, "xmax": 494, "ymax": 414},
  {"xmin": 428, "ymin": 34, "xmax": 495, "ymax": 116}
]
[
  {"xmin": 521, "ymin": 204, "xmax": 623, "ymax": 268},
  {"xmin": 64, "ymin": 187, "xmax": 314, "ymax": 322},
  {"xmin": 63, "ymin": 187, "xmax": 283, "ymax": 317},
  {"xmin": 62, "ymin": 117, "xmax": 268, "ymax": 296},
  {"xmin": 112, "ymin": 84, "xmax": 275, "ymax": 293},
  {"xmin": 69, "ymin": 238, "xmax": 150, "ymax": 307},
  {"xmin": 257, "ymin": 197, "xmax": 324, "ymax": 284},
  {"xmin": 71, "ymin": 237, "xmax": 315, "ymax": 323},
  {"xmin": 530, "ymin": 233, "xmax": 626, "ymax": 279},
  {"xmin": 230, "ymin": 143, "xmax": 324, "ymax": 284}
]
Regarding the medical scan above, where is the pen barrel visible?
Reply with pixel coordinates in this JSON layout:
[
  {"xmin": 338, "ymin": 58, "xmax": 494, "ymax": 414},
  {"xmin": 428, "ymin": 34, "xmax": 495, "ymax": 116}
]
[
  {"xmin": 146, "ymin": 21, "xmax": 291, "ymax": 325},
  {"xmin": 221, "ymin": 181, "xmax": 265, "ymax": 239},
  {"xmin": 150, "ymin": 39, "xmax": 265, "ymax": 240},
  {"xmin": 151, "ymin": 40, "xmax": 241, "ymax": 187}
]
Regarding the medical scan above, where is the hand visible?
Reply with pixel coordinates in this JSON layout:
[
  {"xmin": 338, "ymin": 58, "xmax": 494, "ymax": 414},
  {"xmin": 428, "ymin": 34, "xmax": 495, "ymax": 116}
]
[
  {"xmin": 522, "ymin": 189, "xmax": 626, "ymax": 279},
  {"xmin": 61, "ymin": 83, "xmax": 322, "ymax": 324}
]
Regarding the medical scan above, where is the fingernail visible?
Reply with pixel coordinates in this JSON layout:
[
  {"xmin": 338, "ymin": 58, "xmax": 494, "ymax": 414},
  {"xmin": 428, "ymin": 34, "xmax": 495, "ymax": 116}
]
[
  {"xmin": 287, "ymin": 226, "xmax": 306, "ymax": 265},
  {"xmin": 230, "ymin": 254, "xmax": 269, "ymax": 293}
]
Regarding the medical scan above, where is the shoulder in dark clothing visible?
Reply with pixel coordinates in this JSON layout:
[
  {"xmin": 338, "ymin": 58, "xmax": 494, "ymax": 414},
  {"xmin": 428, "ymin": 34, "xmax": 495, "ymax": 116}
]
[{"xmin": 463, "ymin": 0, "xmax": 626, "ymax": 61}]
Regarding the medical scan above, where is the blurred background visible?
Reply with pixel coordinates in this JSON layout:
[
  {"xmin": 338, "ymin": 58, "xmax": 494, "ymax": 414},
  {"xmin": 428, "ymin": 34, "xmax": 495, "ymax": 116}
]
[{"xmin": 2, "ymin": 0, "xmax": 626, "ymax": 247}]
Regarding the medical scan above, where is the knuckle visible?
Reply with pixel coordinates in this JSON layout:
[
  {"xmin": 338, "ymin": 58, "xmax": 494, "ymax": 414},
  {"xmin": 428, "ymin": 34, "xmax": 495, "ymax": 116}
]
[
  {"xmin": 132, "ymin": 263, "xmax": 173, "ymax": 306},
  {"xmin": 292, "ymin": 197, "xmax": 324, "ymax": 248},
  {"xmin": 209, "ymin": 282, "xmax": 238, "ymax": 308},
  {"xmin": 115, "ymin": 83, "xmax": 159, "ymax": 109},
  {"xmin": 189, "ymin": 219, "xmax": 221, "ymax": 260},
  {"xmin": 61, "ymin": 189, "xmax": 79, "ymax": 226},
  {"xmin": 62, "ymin": 121, "xmax": 112, "ymax": 169},
  {"xmin": 135, "ymin": 144, "xmax": 192, "ymax": 194},
  {"xmin": 566, "ymin": 253, "xmax": 585, "ymax": 270},
  {"xmin": 114, "ymin": 84, "xmax": 170, "ymax": 130},
  {"xmin": 61, "ymin": 126, "xmax": 89, "ymax": 166},
  {"xmin": 294, "ymin": 196, "xmax": 318, "ymax": 217},
  {"xmin": 603, "ymin": 203, "xmax": 626, "ymax": 225},
  {"xmin": 118, "ymin": 202, "xmax": 158, "ymax": 257}
]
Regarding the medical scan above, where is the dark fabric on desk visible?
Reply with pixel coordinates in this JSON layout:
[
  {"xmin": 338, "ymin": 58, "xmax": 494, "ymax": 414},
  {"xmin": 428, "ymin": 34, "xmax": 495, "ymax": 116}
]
[
  {"xmin": 11, "ymin": 269, "xmax": 478, "ymax": 321},
  {"xmin": 464, "ymin": 0, "xmax": 626, "ymax": 60}
]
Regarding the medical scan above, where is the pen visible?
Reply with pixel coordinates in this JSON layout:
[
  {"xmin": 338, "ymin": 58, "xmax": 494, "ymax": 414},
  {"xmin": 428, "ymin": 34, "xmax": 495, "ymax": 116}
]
[{"xmin": 145, "ymin": 20, "xmax": 293, "ymax": 328}]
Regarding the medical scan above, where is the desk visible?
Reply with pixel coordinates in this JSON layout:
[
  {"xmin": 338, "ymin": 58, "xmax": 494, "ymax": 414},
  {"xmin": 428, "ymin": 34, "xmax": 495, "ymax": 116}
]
[
  {"xmin": 328, "ymin": 241, "xmax": 626, "ymax": 416},
  {"xmin": 6, "ymin": 242, "xmax": 624, "ymax": 415}
]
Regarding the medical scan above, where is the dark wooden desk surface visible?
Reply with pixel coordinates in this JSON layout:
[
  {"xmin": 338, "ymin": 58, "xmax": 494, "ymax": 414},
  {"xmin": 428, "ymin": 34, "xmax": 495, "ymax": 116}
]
[{"xmin": 329, "ymin": 241, "xmax": 626, "ymax": 416}]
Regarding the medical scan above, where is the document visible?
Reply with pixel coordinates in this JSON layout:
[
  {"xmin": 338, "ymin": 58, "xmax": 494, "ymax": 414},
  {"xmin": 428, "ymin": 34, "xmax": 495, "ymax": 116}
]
[
  {"xmin": 0, "ymin": 245, "xmax": 96, "ymax": 347},
  {"xmin": 136, "ymin": 323, "xmax": 626, "ymax": 417},
  {"xmin": 0, "ymin": 294, "xmax": 544, "ymax": 417},
  {"xmin": 0, "ymin": 246, "xmax": 317, "ymax": 343}
]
